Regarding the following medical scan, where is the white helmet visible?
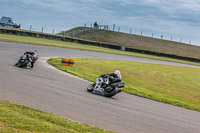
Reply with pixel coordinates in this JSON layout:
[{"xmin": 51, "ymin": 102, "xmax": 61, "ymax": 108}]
[{"xmin": 114, "ymin": 70, "xmax": 122, "ymax": 80}]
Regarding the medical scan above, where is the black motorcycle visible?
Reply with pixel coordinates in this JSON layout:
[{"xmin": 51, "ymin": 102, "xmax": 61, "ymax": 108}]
[
  {"xmin": 87, "ymin": 74, "xmax": 125, "ymax": 97},
  {"xmin": 15, "ymin": 50, "xmax": 38, "ymax": 68}
]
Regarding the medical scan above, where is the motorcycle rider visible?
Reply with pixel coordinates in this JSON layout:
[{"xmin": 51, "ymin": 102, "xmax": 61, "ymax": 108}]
[
  {"xmin": 24, "ymin": 50, "xmax": 38, "ymax": 68},
  {"xmin": 106, "ymin": 70, "xmax": 123, "ymax": 92},
  {"xmin": 87, "ymin": 70, "xmax": 124, "ymax": 96},
  {"xmin": 100, "ymin": 70, "xmax": 123, "ymax": 92},
  {"xmin": 107, "ymin": 70, "xmax": 122, "ymax": 84}
]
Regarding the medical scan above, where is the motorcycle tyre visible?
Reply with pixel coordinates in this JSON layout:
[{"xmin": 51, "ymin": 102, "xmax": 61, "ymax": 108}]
[
  {"xmin": 19, "ymin": 60, "xmax": 29, "ymax": 68},
  {"xmin": 104, "ymin": 87, "xmax": 119, "ymax": 97},
  {"xmin": 87, "ymin": 83, "xmax": 96, "ymax": 92},
  {"xmin": 15, "ymin": 62, "xmax": 19, "ymax": 66}
]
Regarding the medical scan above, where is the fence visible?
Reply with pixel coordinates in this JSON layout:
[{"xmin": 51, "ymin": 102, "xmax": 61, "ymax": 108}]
[{"xmin": 0, "ymin": 27, "xmax": 200, "ymax": 63}]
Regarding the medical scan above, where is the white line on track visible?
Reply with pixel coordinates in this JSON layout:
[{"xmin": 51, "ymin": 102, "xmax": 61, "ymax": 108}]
[{"xmin": 38, "ymin": 57, "xmax": 91, "ymax": 83}]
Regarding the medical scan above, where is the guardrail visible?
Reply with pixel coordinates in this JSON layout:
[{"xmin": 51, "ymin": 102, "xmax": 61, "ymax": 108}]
[{"xmin": 0, "ymin": 27, "xmax": 200, "ymax": 63}]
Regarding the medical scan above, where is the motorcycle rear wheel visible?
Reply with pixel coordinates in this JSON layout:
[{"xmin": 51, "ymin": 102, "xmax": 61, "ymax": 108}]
[{"xmin": 104, "ymin": 87, "xmax": 119, "ymax": 97}]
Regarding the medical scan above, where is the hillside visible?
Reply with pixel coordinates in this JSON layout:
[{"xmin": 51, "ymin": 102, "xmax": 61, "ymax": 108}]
[{"xmin": 66, "ymin": 27, "xmax": 200, "ymax": 59}]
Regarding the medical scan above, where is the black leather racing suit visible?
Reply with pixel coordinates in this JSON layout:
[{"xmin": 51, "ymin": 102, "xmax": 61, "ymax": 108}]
[
  {"xmin": 107, "ymin": 73, "xmax": 121, "ymax": 84},
  {"xmin": 24, "ymin": 51, "xmax": 35, "ymax": 68}
]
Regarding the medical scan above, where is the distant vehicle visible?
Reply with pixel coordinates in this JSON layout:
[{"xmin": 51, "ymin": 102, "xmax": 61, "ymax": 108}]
[{"xmin": 0, "ymin": 16, "xmax": 20, "ymax": 28}]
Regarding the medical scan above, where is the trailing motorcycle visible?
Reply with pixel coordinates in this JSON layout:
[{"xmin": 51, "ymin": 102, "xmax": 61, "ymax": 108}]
[
  {"xmin": 87, "ymin": 71, "xmax": 125, "ymax": 97},
  {"xmin": 15, "ymin": 50, "xmax": 38, "ymax": 68}
]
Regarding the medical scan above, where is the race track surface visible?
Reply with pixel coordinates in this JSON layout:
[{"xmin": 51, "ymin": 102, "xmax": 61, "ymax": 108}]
[{"xmin": 0, "ymin": 42, "xmax": 200, "ymax": 133}]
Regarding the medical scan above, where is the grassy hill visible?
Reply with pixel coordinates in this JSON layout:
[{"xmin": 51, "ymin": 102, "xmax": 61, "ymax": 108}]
[{"xmin": 67, "ymin": 27, "xmax": 200, "ymax": 59}]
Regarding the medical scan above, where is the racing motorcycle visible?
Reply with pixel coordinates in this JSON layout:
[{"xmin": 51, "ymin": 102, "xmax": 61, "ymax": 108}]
[
  {"xmin": 15, "ymin": 50, "xmax": 38, "ymax": 68},
  {"xmin": 87, "ymin": 73, "xmax": 125, "ymax": 97}
]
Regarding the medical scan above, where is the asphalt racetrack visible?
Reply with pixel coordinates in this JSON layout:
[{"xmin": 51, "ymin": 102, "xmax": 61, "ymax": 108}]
[{"xmin": 1, "ymin": 42, "xmax": 200, "ymax": 133}]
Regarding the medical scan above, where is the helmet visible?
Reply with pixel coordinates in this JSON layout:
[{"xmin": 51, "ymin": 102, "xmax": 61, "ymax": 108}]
[
  {"xmin": 34, "ymin": 50, "xmax": 38, "ymax": 53},
  {"xmin": 114, "ymin": 70, "xmax": 122, "ymax": 80}
]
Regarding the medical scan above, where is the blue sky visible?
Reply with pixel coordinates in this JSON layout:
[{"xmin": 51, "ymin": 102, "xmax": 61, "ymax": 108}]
[{"xmin": 1, "ymin": 0, "xmax": 200, "ymax": 46}]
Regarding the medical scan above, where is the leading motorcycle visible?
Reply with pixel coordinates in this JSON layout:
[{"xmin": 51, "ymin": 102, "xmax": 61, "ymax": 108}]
[
  {"xmin": 15, "ymin": 50, "xmax": 38, "ymax": 68},
  {"xmin": 87, "ymin": 73, "xmax": 125, "ymax": 97}
]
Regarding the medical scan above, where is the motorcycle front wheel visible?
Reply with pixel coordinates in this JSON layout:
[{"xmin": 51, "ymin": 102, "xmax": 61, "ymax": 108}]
[
  {"xmin": 87, "ymin": 83, "xmax": 96, "ymax": 92},
  {"xmin": 19, "ymin": 60, "xmax": 29, "ymax": 68}
]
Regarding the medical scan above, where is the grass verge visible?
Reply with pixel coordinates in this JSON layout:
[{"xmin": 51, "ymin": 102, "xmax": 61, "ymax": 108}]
[
  {"xmin": 0, "ymin": 33, "xmax": 200, "ymax": 66},
  {"xmin": 0, "ymin": 100, "xmax": 115, "ymax": 133},
  {"xmin": 48, "ymin": 57, "xmax": 200, "ymax": 112},
  {"xmin": 74, "ymin": 27, "xmax": 200, "ymax": 59}
]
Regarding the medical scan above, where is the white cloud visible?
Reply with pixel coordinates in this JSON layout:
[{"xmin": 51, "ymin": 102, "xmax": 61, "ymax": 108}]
[{"xmin": 140, "ymin": 0, "xmax": 200, "ymax": 15}]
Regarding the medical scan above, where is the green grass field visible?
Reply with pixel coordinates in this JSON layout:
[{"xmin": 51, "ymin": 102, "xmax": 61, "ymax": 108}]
[
  {"xmin": 0, "ymin": 33, "xmax": 200, "ymax": 66},
  {"xmin": 48, "ymin": 58, "xmax": 200, "ymax": 112},
  {"xmin": 0, "ymin": 100, "xmax": 115, "ymax": 133}
]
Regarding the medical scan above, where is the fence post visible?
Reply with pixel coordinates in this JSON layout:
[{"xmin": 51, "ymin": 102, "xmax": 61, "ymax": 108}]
[
  {"xmin": 41, "ymin": 27, "xmax": 43, "ymax": 33},
  {"xmin": 118, "ymin": 27, "xmax": 120, "ymax": 32},
  {"xmin": 130, "ymin": 28, "xmax": 132, "ymax": 34},
  {"xmin": 113, "ymin": 24, "xmax": 115, "ymax": 31},
  {"xmin": 30, "ymin": 25, "xmax": 32, "ymax": 31}
]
